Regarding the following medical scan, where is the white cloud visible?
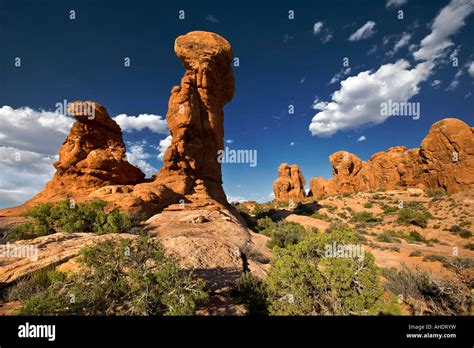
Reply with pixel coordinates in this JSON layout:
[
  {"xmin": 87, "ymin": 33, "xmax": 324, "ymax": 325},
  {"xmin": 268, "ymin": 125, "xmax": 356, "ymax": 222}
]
[
  {"xmin": 329, "ymin": 67, "xmax": 352, "ymax": 84},
  {"xmin": 226, "ymin": 195, "xmax": 246, "ymax": 203},
  {"xmin": 431, "ymin": 79, "xmax": 442, "ymax": 87},
  {"xmin": 313, "ymin": 21, "xmax": 333, "ymax": 43},
  {"xmin": 357, "ymin": 136, "xmax": 367, "ymax": 142},
  {"xmin": 310, "ymin": 0, "xmax": 474, "ymax": 137},
  {"xmin": 413, "ymin": 0, "xmax": 474, "ymax": 61},
  {"xmin": 386, "ymin": 0, "xmax": 408, "ymax": 8},
  {"xmin": 310, "ymin": 60, "xmax": 432, "ymax": 136},
  {"xmin": 158, "ymin": 135, "xmax": 172, "ymax": 161},
  {"xmin": 290, "ymin": 142, "xmax": 295, "ymax": 146},
  {"xmin": 0, "ymin": 106, "xmax": 73, "ymax": 155},
  {"xmin": 348, "ymin": 21, "xmax": 376, "ymax": 41},
  {"xmin": 113, "ymin": 114, "xmax": 168, "ymax": 134},
  {"xmin": 125, "ymin": 143, "xmax": 157, "ymax": 178},
  {"xmin": 445, "ymin": 69, "xmax": 463, "ymax": 91},
  {"xmin": 387, "ymin": 33, "xmax": 411, "ymax": 56},
  {"xmin": 313, "ymin": 22, "xmax": 324, "ymax": 35},
  {"xmin": 226, "ymin": 139, "xmax": 234, "ymax": 144},
  {"xmin": 468, "ymin": 61, "xmax": 474, "ymax": 77},
  {"xmin": 0, "ymin": 106, "xmax": 73, "ymax": 208}
]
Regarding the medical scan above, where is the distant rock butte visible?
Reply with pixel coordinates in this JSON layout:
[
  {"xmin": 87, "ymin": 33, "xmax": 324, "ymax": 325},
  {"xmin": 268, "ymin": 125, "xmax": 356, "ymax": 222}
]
[
  {"xmin": 273, "ymin": 163, "xmax": 306, "ymax": 201},
  {"xmin": 309, "ymin": 118, "xmax": 474, "ymax": 198}
]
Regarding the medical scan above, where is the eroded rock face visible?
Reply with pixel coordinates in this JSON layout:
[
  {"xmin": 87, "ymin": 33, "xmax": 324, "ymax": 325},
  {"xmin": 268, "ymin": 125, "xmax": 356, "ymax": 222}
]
[
  {"xmin": 310, "ymin": 118, "xmax": 474, "ymax": 198},
  {"xmin": 155, "ymin": 31, "xmax": 234, "ymax": 205},
  {"xmin": 273, "ymin": 163, "xmax": 306, "ymax": 201},
  {"xmin": 18, "ymin": 101, "xmax": 145, "ymax": 207}
]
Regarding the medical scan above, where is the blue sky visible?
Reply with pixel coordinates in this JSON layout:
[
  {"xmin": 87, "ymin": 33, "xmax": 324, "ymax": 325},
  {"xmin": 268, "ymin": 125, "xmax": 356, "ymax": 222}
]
[{"xmin": 0, "ymin": 0, "xmax": 473, "ymax": 207}]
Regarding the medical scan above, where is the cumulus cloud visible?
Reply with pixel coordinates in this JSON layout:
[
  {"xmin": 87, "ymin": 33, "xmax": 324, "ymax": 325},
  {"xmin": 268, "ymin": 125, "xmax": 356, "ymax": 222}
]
[
  {"xmin": 386, "ymin": 0, "xmax": 408, "ymax": 8},
  {"xmin": 0, "ymin": 106, "xmax": 73, "ymax": 208},
  {"xmin": 310, "ymin": 60, "xmax": 432, "ymax": 136},
  {"xmin": 157, "ymin": 135, "xmax": 172, "ymax": 161},
  {"xmin": 413, "ymin": 0, "xmax": 474, "ymax": 61},
  {"xmin": 468, "ymin": 61, "xmax": 474, "ymax": 77},
  {"xmin": 309, "ymin": 0, "xmax": 474, "ymax": 137},
  {"xmin": 348, "ymin": 21, "xmax": 376, "ymax": 41},
  {"xmin": 113, "ymin": 114, "xmax": 168, "ymax": 134},
  {"xmin": 125, "ymin": 143, "xmax": 157, "ymax": 178},
  {"xmin": 0, "ymin": 106, "xmax": 72, "ymax": 155},
  {"xmin": 357, "ymin": 136, "xmax": 367, "ymax": 142}
]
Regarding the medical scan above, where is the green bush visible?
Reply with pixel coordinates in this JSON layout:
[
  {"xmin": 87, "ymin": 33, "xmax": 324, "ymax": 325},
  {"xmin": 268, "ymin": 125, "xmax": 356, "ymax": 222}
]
[
  {"xmin": 464, "ymin": 243, "xmax": 474, "ymax": 250},
  {"xmin": 352, "ymin": 211, "xmax": 380, "ymax": 223},
  {"xmin": 7, "ymin": 200, "xmax": 141, "ymax": 242},
  {"xmin": 382, "ymin": 205, "xmax": 399, "ymax": 215},
  {"xmin": 364, "ymin": 202, "xmax": 374, "ymax": 209},
  {"xmin": 257, "ymin": 218, "xmax": 315, "ymax": 249},
  {"xmin": 311, "ymin": 212, "xmax": 332, "ymax": 222},
  {"xmin": 397, "ymin": 206, "xmax": 432, "ymax": 228},
  {"xmin": 232, "ymin": 272, "xmax": 269, "ymax": 315},
  {"xmin": 376, "ymin": 231, "xmax": 401, "ymax": 244},
  {"xmin": 266, "ymin": 227, "xmax": 394, "ymax": 315},
  {"xmin": 409, "ymin": 250, "xmax": 422, "ymax": 257},
  {"xmin": 16, "ymin": 237, "xmax": 207, "ymax": 315}
]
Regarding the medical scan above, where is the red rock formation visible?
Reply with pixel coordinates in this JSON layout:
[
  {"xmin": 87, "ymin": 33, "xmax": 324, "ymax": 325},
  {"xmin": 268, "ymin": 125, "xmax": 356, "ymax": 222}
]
[
  {"xmin": 273, "ymin": 163, "xmax": 306, "ymax": 201},
  {"xmin": 310, "ymin": 118, "xmax": 473, "ymax": 198},
  {"xmin": 154, "ymin": 31, "xmax": 234, "ymax": 206},
  {"xmin": 27, "ymin": 101, "xmax": 145, "ymax": 204}
]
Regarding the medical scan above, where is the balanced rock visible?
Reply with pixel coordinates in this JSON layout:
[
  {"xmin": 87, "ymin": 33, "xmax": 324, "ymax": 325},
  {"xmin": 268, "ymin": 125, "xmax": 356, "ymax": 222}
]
[
  {"xmin": 4, "ymin": 101, "xmax": 145, "ymax": 212},
  {"xmin": 273, "ymin": 163, "xmax": 306, "ymax": 201}
]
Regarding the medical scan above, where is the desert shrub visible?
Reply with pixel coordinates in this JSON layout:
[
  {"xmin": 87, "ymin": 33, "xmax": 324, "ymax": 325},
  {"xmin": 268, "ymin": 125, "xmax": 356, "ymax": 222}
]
[
  {"xmin": 232, "ymin": 272, "xmax": 269, "ymax": 315},
  {"xmin": 5, "ymin": 223, "xmax": 38, "ymax": 242},
  {"xmin": 261, "ymin": 220, "xmax": 314, "ymax": 249},
  {"xmin": 239, "ymin": 243, "xmax": 270, "ymax": 264},
  {"xmin": 460, "ymin": 220, "xmax": 472, "ymax": 228},
  {"xmin": 7, "ymin": 268, "xmax": 67, "ymax": 302},
  {"xmin": 322, "ymin": 205, "xmax": 337, "ymax": 213},
  {"xmin": 423, "ymin": 254, "xmax": 448, "ymax": 264},
  {"xmin": 266, "ymin": 227, "xmax": 394, "ymax": 315},
  {"xmin": 409, "ymin": 250, "xmax": 422, "ymax": 257},
  {"xmin": 15, "ymin": 237, "xmax": 207, "ymax": 315},
  {"xmin": 397, "ymin": 206, "xmax": 432, "ymax": 228},
  {"xmin": 426, "ymin": 189, "xmax": 447, "ymax": 198},
  {"xmin": 9, "ymin": 200, "xmax": 142, "ymax": 241},
  {"xmin": 364, "ymin": 202, "xmax": 374, "ymax": 209},
  {"xmin": 311, "ymin": 212, "xmax": 332, "ymax": 222},
  {"xmin": 382, "ymin": 266, "xmax": 472, "ymax": 315},
  {"xmin": 448, "ymin": 225, "xmax": 473, "ymax": 239},
  {"xmin": 376, "ymin": 231, "xmax": 401, "ymax": 244},
  {"xmin": 351, "ymin": 211, "xmax": 380, "ymax": 223},
  {"xmin": 389, "ymin": 246, "xmax": 400, "ymax": 253},
  {"xmin": 464, "ymin": 243, "xmax": 474, "ymax": 250},
  {"xmin": 405, "ymin": 231, "xmax": 428, "ymax": 243},
  {"xmin": 382, "ymin": 205, "xmax": 399, "ymax": 215}
]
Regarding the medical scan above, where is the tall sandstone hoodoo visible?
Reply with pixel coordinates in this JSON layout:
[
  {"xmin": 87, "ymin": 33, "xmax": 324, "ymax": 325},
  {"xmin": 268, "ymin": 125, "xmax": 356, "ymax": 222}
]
[
  {"xmin": 153, "ymin": 31, "xmax": 234, "ymax": 206},
  {"xmin": 309, "ymin": 118, "xmax": 474, "ymax": 198},
  {"xmin": 273, "ymin": 163, "xmax": 306, "ymax": 201}
]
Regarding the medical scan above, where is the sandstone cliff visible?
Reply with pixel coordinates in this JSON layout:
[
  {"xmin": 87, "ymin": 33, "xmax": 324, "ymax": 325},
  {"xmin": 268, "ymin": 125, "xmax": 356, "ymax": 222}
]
[{"xmin": 309, "ymin": 118, "xmax": 473, "ymax": 198}]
